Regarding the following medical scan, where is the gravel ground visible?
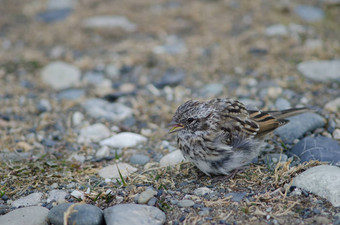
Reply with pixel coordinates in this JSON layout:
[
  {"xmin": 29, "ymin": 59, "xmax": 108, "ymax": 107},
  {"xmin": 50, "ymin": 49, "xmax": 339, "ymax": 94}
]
[{"xmin": 0, "ymin": 0, "xmax": 340, "ymax": 224}]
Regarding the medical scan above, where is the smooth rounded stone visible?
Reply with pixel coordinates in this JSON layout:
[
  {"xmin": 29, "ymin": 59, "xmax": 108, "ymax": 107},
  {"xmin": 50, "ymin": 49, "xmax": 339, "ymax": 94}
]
[
  {"xmin": 159, "ymin": 150, "xmax": 186, "ymax": 167},
  {"xmin": 98, "ymin": 163, "xmax": 137, "ymax": 179},
  {"xmin": 333, "ymin": 129, "xmax": 340, "ymax": 140},
  {"xmin": 265, "ymin": 24, "xmax": 288, "ymax": 36},
  {"xmin": 294, "ymin": 5, "xmax": 324, "ymax": 22},
  {"xmin": 274, "ymin": 113, "xmax": 325, "ymax": 144},
  {"xmin": 11, "ymin": 193, "xmax": 43, "ymax": 208},
  {"xmin": 289, "ymin": 136, "xmax": 340, "ymax": 163},
  {"xmin": 153, "ymin": 69, "xmax": 186, "ymax": 88},
  {"xmin": 0, "ymin": 206, "xmax": 49, "ymax": 225},
  {"xmin": 47, "ymin": 0, "xmax": 76, "ymax": 10},
  {"xmin": 275, "ymin": 98, "xmax": 291, "ymax": 110},
  {"xmin": 225, "ymin": 192, "xmax": 247, "ymax": 202},
  {"xmin": 297, "ymin": 60, "xmax": 340, "ymax": 82},
  {"xmin": 200, "ymin": 83, "xmax": 224, "ymax": 97},
  {"xmin": 267, "ymin": 86, "xmax": 282, "ymax": 99},
  {"xmin": 147, "ymin": 197, "xmax": 157, "ymax": 206},
  {"xmin": 292, "ymin": 165, "xmax": 340, "ymax": 207},
  {"xmin": 304, "ymin": 39, "xmax": 323, "ymax": 50},
  {"xmin": 130, "ymin": 154, "xmax": 150, "ymax": 165},
  {"xmin": 67, "ymin": 153, "xmax": 85, "ymax": 163},
  {"xmin": 41, "ymin": 61, "xmax": 81, "ymax": 90},
  {"xmin": 105, "ymin": 64, "xmax": 120, "ymax": 79},
  {"xmin": 78, "ymin": 123, "xmax": 110, "ymax": 143},
  {"xmin": 198, "ymin": 208, "xmax": 210, "ymax": 216},
  {"xmin": 177, "ymin": 200, "xmax": 195, "ymax": 208},
  {"xmin": 152, "ymin": 35, "xmax": 187, "ymax": 55},
  {"xmin": 36, "ymin": 8, "xmax": 72, "ymax": 23},
  {"xmin": 47, "ymin": 190, "xmax": 68, "ymax": 203},
  {"xmin": 72, "ymin": 111, "xmax": 84, "ymax": 126},
  {"xmin": 57, "ymin": 89, "xmax": 85, "ymax": 100},
  {"xmin": 0, "ymin": 151, "xmax": 32, "ymax": 162},
  {"xmin": 83, "ymin": 71, "xmax": 105, "ymax": 85},
  {"xmin": 96, "ymin": 146, "xmax": 110, "ymax": 158},
  {"xmin": 48, "ymin": 203, "xmax": 104, "ymax": 225},
  {"xmin": 82, "ymin": 98, "xmax": 132, "ymax": 122},
  {"xmin": 100, "ymin": 132, "xmax": 147, "ymax": 148},
  {"xmin": 138, "ymin": 189, "xmax": 157, "ymax": 204},
  {"xmin": 324, "ymin": 97, "xmax": 340, "ymax": 113},
  {"xmin": 264, "ymin": 153, "xmax": 288, "ymax": 164},
  {"xmin": 36, "ymin": 99, "xmax": 51, "ymax": 113},
  {"xmin": 83, "ymin": 16, "xmax": 137, "ymax": 32},
  {"xmin": 104, "ymin": 204, "xmax": 165, "ymax": 225},
  {"xmin": 194, "ymin": 187, "xmax": 212, "ymax": 196},
  {"xmin": 71, "ymin": 190, "xmax": 85, "ymax": 200}
]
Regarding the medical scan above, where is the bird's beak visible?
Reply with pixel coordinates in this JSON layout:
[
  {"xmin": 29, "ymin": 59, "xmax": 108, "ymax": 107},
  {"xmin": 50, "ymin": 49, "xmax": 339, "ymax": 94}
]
[{"xmin": 168, "ymin": 121, "xmax": 184, "ymax": 133}]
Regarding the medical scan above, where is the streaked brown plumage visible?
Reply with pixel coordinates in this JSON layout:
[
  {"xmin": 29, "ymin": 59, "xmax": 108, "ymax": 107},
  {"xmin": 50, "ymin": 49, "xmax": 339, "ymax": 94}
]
[{"xmin": 169, "ymin": 98, "xmax": 309, "ymax": 176}]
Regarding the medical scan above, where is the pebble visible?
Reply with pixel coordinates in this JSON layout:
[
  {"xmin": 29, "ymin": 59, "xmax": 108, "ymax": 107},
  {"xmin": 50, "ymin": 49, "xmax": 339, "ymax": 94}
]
[
  {"xmin": 314, "ymin": 216, "xmax": 330, "ymax": 225},
  {"xmin": 98, "ymin": 163, "xmax": 137, "ymax": 179},
  {"xmin": 201, "ymin": 83, "xmax": 224, "ymax": 97},
  {"xmin": 193, "ymin": 187, "xmax": 213, "ymax": 196},
  {"xmin": 333, "ymin": 129, "xmax": 340, "ymax": 140},
  {"xmin": 290, "ymin": 136, "xmax": 340, "ymax": 163},
  {"xmin": 274, "ymin": 113, "xmax": 325, "ymax": 144},
  {"xmin": 104, "ymin": 204, "xmax": 166, "ymax": 225},
  {"xmin": 36, "ymin": 8, "xmax": 72, "ymax": 23},
  {"xmin": 225, "ymin": 192, "xmax": 247, "ymax": 202},
  {"xmin": 294, "ymin": 5, "xmax": 324, "ymax": 22},
  {"xmin": 153, "ymin": 35, "xmax": 187, "ymax": 55},
  {"xmin": 95, "ymin": 146, "xmax": 110, "ymax": 158},
  {"xmin": 83, "ymin": 16, "xmax": 137, "ymax": 32},
  {"xmin": 57, "ymin": 89, "xmax": 85, "ymax": 100},
  {"xmin": 71, "ymin": 190, "xmax": 85, "ymax": 200},
  {"xmin": 153, "ymin": 69, "xmax": 186, "ymax": 88},
  {"xmin": 265, "ymin": 24, "xmax": 288, "ymax": 36},
  {"xmin": 177, "ymin": 200, "xmax": 195, "ymax": 208},
  {"xmin": 78, "ymin": 123, "xmax": 110, "ymax": 143},
  {"xmin": 41, "ymin": 61, "xmax": 81, "ymax": 90},
  {"xmin": 264, "ymin": 153, "xmax": 288, "ymax": 164},
  {"xmin": 11, "ymin": 192, "xmax": 43, "ymax": 208},
  {"xmin": 130, "ymin": 154, "xmax": 150, "ymax": 165},
  {"xmin": 48, "ymin": 203, "xmax": 104, "ymax": 225},
  {"xmin": 138, "ymin": 189, "xmax": 157, "ymax": 204},
  {"xmin": 292, "ymin": 165, "xmax": 340, "ymax": 207},
  {"xmin": 100, "ymin": 132, "xmax": 147, "ymax": 148},
  {"xmin": 275, "ymin": 98, "xmax": 291, "ymax": 110},
  {"xmin": 105, "ymin": 64, "xmax": 120, "ymax": 79},
  {"xmin": 82, "ymin": 98, "xmax": 133, "ymax": 122},
  {"xmin": 198, "ymin": 208, "xmax": 210, "ymax": 216},
  {"xmin": 47, "ymin": 0, "xmax": 76, "ymax": 10},
  {"xmin": 0, "ymin": 206, "xmax": 49, "ymax": 225},
  {"xmin": 148, "ymin": 197, "xmax": 157, "ymax": 206},
  {"xmin": 72, "ymin": 111, "xmax": 85, "ymax": 126},
  {"xmin": 297, "ymin": 60, "xmax": 340, "ymax": 82},
  {"xmin": 47, "ymin": 190, "xmax": 68, "ymax": 204},
  {"xmin": 36, "ymin": 99, "xmax": 52, "ymax": 113},
  {"xmin": 83, "ymin": 71, "xmax": 105, "ymax": 85},
  {"xmin": 159, "ymin": 150, "xmax": 186, "ymax": 167},
  {"xmin": 67, "ymin": 153, "xmax": 86, "ymax": 163},
  {"xmin": 324, "ymin": 97, "xmax": 340, "ymax": 113}
]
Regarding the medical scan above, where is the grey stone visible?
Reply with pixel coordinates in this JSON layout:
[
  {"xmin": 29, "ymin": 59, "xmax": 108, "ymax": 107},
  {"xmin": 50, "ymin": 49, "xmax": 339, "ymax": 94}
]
[
  {"xmin": 159, "ymin": 150, "xmax": 186, "ymax": 167},
  {"xmin": 177, "ymin": 200, "xmax": 195, "ymax": 208},
  {"xmin": 83, "ymin": 71, "xmax": 105, "ymax": 85},
  {"xmin": 153, "ymin": 35, "xmax": 187, "ymax": 55},
  {"xmin": 194, "ymin": 187, "xmax": 213, "ymax": 196},
  {"xmin": 11, "ymin": 193, "xmax": 43, "ymax": 208},
  {"xmin": 275, "ymin": 98, "xmax": 291, "ymax": 110},
  {"xmin": 98, "ymin": 163, "xmax": 137, "ymax": 179},
  {"xmin": 41, "ymin": 61, "xmax": 81, "ymax": 90},
  {"xmin": 82, "ymin": 98, "xmax": 132, "ymax": 121},
  {"xmin": 297, "ymin": 60, "xmax": 340, "ymax": 82},
  {"xmin": 201, "ymin": 83, "xmax": 224, "ymax": 97},
  {"xmin": 48, "ymin": 203, "xmax": 104, "ymax": 225},
  {"xmin": 265, "ymin": 24, "xmax": 288, "ymax": 36},
  {"xmin": 83, "ymin": 16, "xmax": 137, "ymax": 32},
  {"xmin": 0, "ymin": 206, "xmax": 49, "ymax": 225},
  {"xmin": 100, "ymin": 132, "xmax": 147, "ymax": 148},
  {"xmin": 138, "ymin": 189, "xmax": 157, "ymax": 204},
  {"xmin": 324, "ymin": 97, "xmax": 340, "ymax": 113},
  {"xmin": 36, "ymin": 99, "xmax": 52, "ymax": 113},
  {"xmin": 153, "ymin": 69, "xmax": 186, "ymax": 88},
  {"xmin": 36, "ymin": 9, "xmax": 72, "ymax": 23},
  {"xmin": 57, "ymin": 89, "xmax": 85, "ymax": 100},
  {"xmin": 289, "ymin": 136, "xmax": 340, "ymax": 163},
  {"xmin": 104, "ymin": 204, "xmax": 165, "ymax": 225},
  {"xmin": 47, "ymin": 0, "xmax": 76, "ymax": 10},
  {"xmin": 294, "ymin": 5, "xmax": 324, "ymax": 22},
  {"xmin": 292, "ymin": 165, "xmax": 340, "ymax": 207},
  {"xmin": 264, "ymin": 153, "xmax": 288, "ymax": 164},
  {"xmin": 47, "ymin": 190, "xmax": 68, "ymax": 203},
  {"xmin": 225, "ymin": 192, "xmax": 247, "ymax": 202},
  {"xmin": 78, "ymin": 123, "xmax": 110, "ymax": 143},
  {"xmin": 274, "ymin": 113, "xmax": 325, "ymax": 144},
  {"xmin": 130, "ymin": 154, "xmax": 150, "ymax": 165}
]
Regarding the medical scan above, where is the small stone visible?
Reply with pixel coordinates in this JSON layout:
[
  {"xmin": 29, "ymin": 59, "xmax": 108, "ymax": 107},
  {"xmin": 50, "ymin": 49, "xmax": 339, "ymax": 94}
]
[
  {"xmin": 83, "ymin": 71, "xmax": 105, "ymax": 85},
  {"xmin": 78, "ymin": 123, "xmax": 110, "ymax": 143},
  {"xmin": 16, "ymin": 141, "xmax": 33, "ymax": 152},
  {"xmin": 71, "ymin": 190, "xmax": 85, "ymax": 200},
  {"xmin": 98, "ymin": 163, "xmax": 137, "ymax": 179},
  {"xmin": 36, "ymin": 9, "xmax": 72, "ymax": 23},
  {"xmin": 314, "ymin": 216, "xmax": 330, "ymax": 225},
  {"xmin": 177, "ymin": 200, "xmax": 195, "ymax": 208},
  {"xmin": 201, "ymin": 83, "xmax": 224, "ymax": 97},
  {"xmin": 324, "ymin": 97, "xmax": 340, "ymax": 113},
  {"xmin": 130, "ymin": 154, "xmax": 150, "ymax": 165},
  {"xmin": 105, "ymin": 64, "xmax": 119, "ymax": 79},
  {"xmin": 333, "ymin": 129, "xmax": 340, "ymax": 140},
  {"xmin": 265, "ymin": 153, "xmax": 288, "ymax": 164},
  {"xmin": 47, "ymin": 190, "xmax": 68, "ymax": 204},
  {"xmin": 294, "ymin": 5, "xmax": 324, "ymax": 22},
  {"xmin": 0, "ymin": 206, "xmax": 49, "ymax": 225},
  {"xmin": 82, "ymin": 98, "xmax": 132, "ymax": 122},
  {"xmin": 36, "ymin": 99, "xmax": 52, "ymax": 113},
  {"xmin": 100, "ymin": 132, "xmax": 147, "ymax": 148},
  {"xmin": 57, "ymin": 89, "xmax": 85, "ymax": 100},
  {"xmin": 67, "ymin": 153, "xmax": 85, "ymax": 163},
  {"xmin": 198, "ymin": 208, "xmax": 210, "ymax": 216},
  {"xmin": 83, "ymin": 16, "xmax": 137, "ymax": 32},
  {"xmin": 72, "ymin": 111, "xmax": 84, "ymax": 126},
  {"xmin": 225, "ymin": 192, "xmax": 247, "ymax": 202},
  {"xmin": 148, "ymin": 197, "xmax": 157, "ymax": 206},
  {"xmin": 96, "ymin": 146, "xmax": 110, "ymax": 158},
  {"xmin": 267, "ymin": 87, "xmax": 282, "ymax": 99},
  {"xmin": 265, "ymin": 24, "xmax": 288, "ymax": 36},
  {"xmin": 194, "ymin": 187, "xmax": 212, "ymax": 196},
  {"xmin": 297, "ymin": 60, "xmax": 340, "ymax": 82},
  {"xmin": 138, "ymin": 189, "xmax": 157, "ymax": 204},
  {"xmin": 104, "ymin": 204, "xmax": 165, "ymax": 225},
  {"xmin": 153, "ymin": 35, "xmax": 187, "ymax": 55},
  {"xmin": 11, "ymin": 193, "xmax": 43, "ymax": 208},
  {"xmin": 159, "ymin": 150, "xmax": 186, "ymax": 167},
  {"xmin": 292, "ymin": 165, "xmax": 340, "ymax": 207},
  {"xmin": 275, "ymin": 98, "xmax": 291, "ymax": 110},
  {"xmin": 153, "ymin": 69, "xmax": 186, "ymax": 88},
  {"xmin": 48, "ymin": 203, "xmax": 104, "ymax": 225},
  {"xmin": 41, "ymin": 61, "xmax": 81, "ymax": 90}
]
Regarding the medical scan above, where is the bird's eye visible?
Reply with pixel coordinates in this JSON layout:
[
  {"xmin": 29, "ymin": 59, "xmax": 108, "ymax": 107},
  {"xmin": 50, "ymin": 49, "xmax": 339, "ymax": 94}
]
[{"xmin": 187, "ymin": 118, "xmax": 194, "ymax": 123}]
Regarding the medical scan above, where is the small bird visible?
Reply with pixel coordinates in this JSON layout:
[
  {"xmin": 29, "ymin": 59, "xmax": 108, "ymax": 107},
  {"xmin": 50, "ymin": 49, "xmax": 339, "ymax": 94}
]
[{"xmin": 169, "ymin": 98, "xmax": 310, "ymax": 176}]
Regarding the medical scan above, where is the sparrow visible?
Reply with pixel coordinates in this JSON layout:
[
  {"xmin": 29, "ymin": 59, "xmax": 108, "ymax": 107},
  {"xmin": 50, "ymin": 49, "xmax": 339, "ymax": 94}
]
[{"xmin": 169, "ymin": 98, "xmax": 309, "ymax": 176}]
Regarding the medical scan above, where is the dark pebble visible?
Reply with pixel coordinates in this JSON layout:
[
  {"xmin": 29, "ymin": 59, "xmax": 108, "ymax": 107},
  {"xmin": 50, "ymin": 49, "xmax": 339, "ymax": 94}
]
[
  {"xmin": 313, "ymin": 208, "xmax": 321, "ymax": 214},
  {"xmin": 36, "ymin": 9, "xmax": 72, "ymax": 23},
  {"xmin": 147, "ymin": 197, "xmax": 157, "ymax": 206},
  {"xmin": 248, "ymin": 48, "xmax": 268, "ymax": 56},
  {"xmin": 1, "ymin": 194, "xmax": 9, "ymax": 201},
  {"xmin": 153, "ymin": 68, "xmax": 186, "ymax": 88},
  {"xmin": 179, "ymin": 215, "xmax": 186, "ymax": 222}
]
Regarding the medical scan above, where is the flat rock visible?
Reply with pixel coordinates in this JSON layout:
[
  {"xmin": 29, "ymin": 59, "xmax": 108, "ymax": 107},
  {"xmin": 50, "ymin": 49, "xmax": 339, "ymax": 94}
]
[
  {"xmin": 194, "ymin": 187, "xmax": 212, "ymax": 196},
  {"xmin": 152, "ymin": 35, "xmax": 187, "ymax": 55},
  {"xmin": 78, "ymin": 123, "xmax": 110, "ymax": 143},
  {"xmin": 297, "ymin": 60, "xmax": 340, "ymax": 82},
  {"xmin": 289, "ymin": 136, "xmax": 340, "ymax": 163},
  {"xmin": 98, "ymin": 163, "xmax": 137, "ymax": 179},
  {"xmin": 159, "ymin": 150, "xmax": 186, "ymax": 167},
  {"xmin": 104, "ymin": 203, "xmax": 166, "ymax": 225},
  {"xmin": 57, "ymin": 89, "xmax": 85, "ymax": 100},
  {"xmin": 11, "ymin": 193, "xmax": 43, "ymax": 208},
  {"xmin": 265, "ymin": 24, "xmax": 288, "ymax": 36},
  {"xmin": 130, "ymin": 154, "xmax": 150, "ymax": 165},
  {"xmin": 274, "ymin": 113, "xmax": 325, "ymax": 144},
  {"xmin": 100, "ymin": 132, "xmax": 147, "ymax": 148},
  {"xmin": 294, "ymin": 5, "xmax": 324, "ymax": 22},
  {"xmin": 177, "ymin": 200, "xmax": 195, "ymax": 208},
  {"xmin": 47, "ymin": 190, "xmax": 68, "ymax": 203},
  {"xmin": 292, "ymin": 165, "xmax": 340, "ymax": 207},
  {"xmin": 324, "ymin": 97, "xmax": 340, "ymax": 113},
  {"xmin": 82, "ymin": 98, "xmax": 132, "ymax": 122},
  {"xmin": 41, "ymin": 61, "xmax": 81, "ymax": 90},
  {"xmin": 225, "ymin": 192, "xmax": 247, "ymax": 202},
  {"xmin": 153, "ymin": 69, "xmax": 186, "ymax": 88},
  {"xmin": 0, "ymin": 206, "xmax": 49, "ymax": 225},
  {"xmin": 138, "ymin": 189, "xmax": 157, "ymax": 204},
  {"xmin": 48, "ymin": 203, "xmax": 104, "ymax": 225},
  {"xmin": 83, "ymin": 16, "xmax": 137, "ymax": 32}
]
